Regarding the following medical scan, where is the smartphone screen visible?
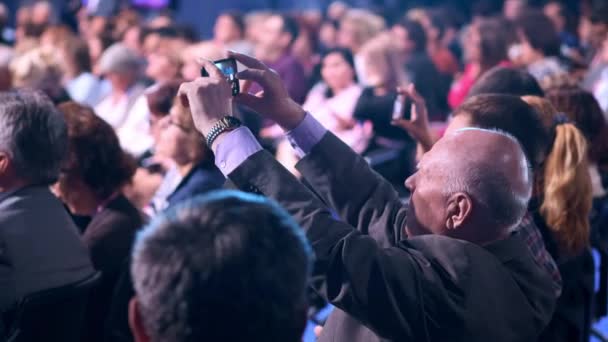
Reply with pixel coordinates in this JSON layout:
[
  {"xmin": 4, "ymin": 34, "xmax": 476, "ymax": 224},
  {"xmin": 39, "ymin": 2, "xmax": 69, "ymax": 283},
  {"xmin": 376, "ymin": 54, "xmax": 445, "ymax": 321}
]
[
  {"xmin": 201, "ymin": 58, "xmax": 240, "ymax": 96},
  {"xmin": 392, "ymin": 94, "xmax": 412, "ymax": 121}
]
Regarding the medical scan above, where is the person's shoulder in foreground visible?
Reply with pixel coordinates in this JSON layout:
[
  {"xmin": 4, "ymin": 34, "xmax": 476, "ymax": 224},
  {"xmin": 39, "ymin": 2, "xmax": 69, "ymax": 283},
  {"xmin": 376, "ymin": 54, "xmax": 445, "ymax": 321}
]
[
  {"xmin": 128, "ymin": 190, "xmax": 312, "ymax": 342},
  {"xmin": 0, "ymin": 90, "xmax": 93, "ymax": 311}
]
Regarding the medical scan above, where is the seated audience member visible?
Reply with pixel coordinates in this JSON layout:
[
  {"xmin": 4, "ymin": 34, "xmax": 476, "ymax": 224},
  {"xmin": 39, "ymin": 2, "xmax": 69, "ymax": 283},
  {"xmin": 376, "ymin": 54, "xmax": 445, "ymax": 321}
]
[
  {"xmin": 275, "ymin": 47, "xmax": 364, "ymax": 175},
  {"xmin": 129, "ymin": 191, "xmax": 312, "ymax": 342},
  {"xmin": 53, "ymin": 102, "xmax": 142, "ymax": 342},
  {"xmin": 9, "ymin": 47, "xmax": 71, "ymax": 104},
  {"xmin": 0, "ymin": 45, "xmax": 12, "ymax": 91},
  {"xmin": 151, "ymin": 96, "xmax": 224, "ymax": 212},
  {"xmin": 250, "ymin": 13, "xmax": 307, "ymax": 104},
  {"xmin": 392, "ymin": 18, "xmax": 448, "ymax": 120},
  {"xmin": 543, "ymin": 1, "xmax": 582, "ymax": 63},
  {"xmin": 179, "ymin": 53, "xmax": 556, "ymax": 341},
  {"xmin": 520, "ymin": 96, "xmax": 594, "ymax": 342},
  {"xmin": 124, "ymin": 81, "xmax": 182, "ymax": 211},
  {"xmin": 318, "ymin": 19, "xmax": 339, "ymax": 50},
  {"xmin": 353, "ymin": 34, "xmax": 415, "ymax": 188},
  {"xmin": 449, "ymin": 17, "xmax": 512, "ymax": 109},
  {"xmin": 411, "ymin": 8, "xmax": 459, "ymax": 77},
  {"xmin": 213, "ymin": 11, "xmax": 253, "ymax": 55},
  {"xmin": 292, "ymin": 19, "xmax": 321, "ymax": 77},
  {"xmin": 337, "ymin": 9, "xmax": 385, "ymax": 84},
  {"xmin": 0, "ymin": 90, "xmax": 93, "ymax": 312},
  {"xmin": 304, "ymin": 48, "xmax": 365, "ymax": 151},
  {"xmin": 94, "ymin": 43, "xmax": 152, "ymax": 157},
  {"xmin": 546, "ymin": 86, "xmax": 608, "ymax": 201},
  {"xmin": 512, "ymin": 10, "xmax": 567, "ymax": 84},
  {"xmin": 59, "ymin": 37, "xmax": 109, "ymax": 106}
]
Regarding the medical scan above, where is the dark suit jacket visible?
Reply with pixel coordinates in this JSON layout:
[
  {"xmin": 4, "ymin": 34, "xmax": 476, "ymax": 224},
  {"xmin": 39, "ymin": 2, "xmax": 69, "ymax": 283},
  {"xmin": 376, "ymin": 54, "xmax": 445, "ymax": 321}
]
[
  {"xmin": 227, "ymin": 132, "xmax": 556, "ymax": 342},
  {"xmin": 81, "ymin": 194, "xmax": 143, "ymax": 342},
  {"xmin": 0, "ymin": 186, "xmax": 93, "ymax": 312}
]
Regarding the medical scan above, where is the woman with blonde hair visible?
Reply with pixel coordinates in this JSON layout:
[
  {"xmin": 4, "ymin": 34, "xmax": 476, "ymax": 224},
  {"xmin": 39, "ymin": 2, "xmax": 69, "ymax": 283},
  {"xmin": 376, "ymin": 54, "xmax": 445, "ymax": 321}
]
[
  {"xmin": 338, "ymin": 9, "xmax": 385, "ymax": 84},
  {"xmin": 352, "ymin": 33, "xmax": 414, "ymax": 192},
  {"xmin": 521, "ymin": 95, "xmax": 594, "ymax": 342}
]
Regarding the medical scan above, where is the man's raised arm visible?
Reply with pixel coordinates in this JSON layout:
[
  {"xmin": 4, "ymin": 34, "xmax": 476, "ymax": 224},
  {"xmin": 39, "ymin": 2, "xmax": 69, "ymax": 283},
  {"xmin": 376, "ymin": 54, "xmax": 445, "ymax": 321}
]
[
  {"xmin": 230, "ymin": 51, "xmax": 407, "ymax": 246},
  {"xmin": 176, "ymin": 57, "xmax": 441, "ymax": 340}
]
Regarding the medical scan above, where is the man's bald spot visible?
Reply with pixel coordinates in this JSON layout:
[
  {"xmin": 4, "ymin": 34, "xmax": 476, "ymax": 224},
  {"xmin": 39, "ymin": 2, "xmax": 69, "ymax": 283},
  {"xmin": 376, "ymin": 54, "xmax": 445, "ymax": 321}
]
[{"xmin": 428, "ymin": 128, "xmax": 533, "ymax": 229}]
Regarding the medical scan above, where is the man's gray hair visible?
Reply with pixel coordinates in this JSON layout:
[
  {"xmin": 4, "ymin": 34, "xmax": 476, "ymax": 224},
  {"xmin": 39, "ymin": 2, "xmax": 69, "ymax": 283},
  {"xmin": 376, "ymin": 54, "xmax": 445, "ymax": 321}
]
[
  {"xmin": 0, "ymin": 90, "xmax": 67, "ymax": 185},
  {"xmin": 443, "ymin": 128, "xmax": 533, "ymax": 231}
]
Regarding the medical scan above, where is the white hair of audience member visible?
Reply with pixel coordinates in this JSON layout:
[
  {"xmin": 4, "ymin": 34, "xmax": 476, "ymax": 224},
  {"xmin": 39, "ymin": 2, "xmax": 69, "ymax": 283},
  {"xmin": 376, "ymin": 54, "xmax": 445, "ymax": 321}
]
[{"xmin": 442, "ymin": 128, "xmax": 533, "ymax": 231}]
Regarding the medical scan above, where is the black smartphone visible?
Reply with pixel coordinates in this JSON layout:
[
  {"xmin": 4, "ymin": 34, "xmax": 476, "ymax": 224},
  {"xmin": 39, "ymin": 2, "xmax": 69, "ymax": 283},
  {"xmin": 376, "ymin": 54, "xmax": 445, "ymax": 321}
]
[
  {"xmin": 392, "ymin": 94, "xmax": 412, "ymax": 121},
  {"xmin": 201, "ymin": 58, "xmax": 240, "ymax": 96}
]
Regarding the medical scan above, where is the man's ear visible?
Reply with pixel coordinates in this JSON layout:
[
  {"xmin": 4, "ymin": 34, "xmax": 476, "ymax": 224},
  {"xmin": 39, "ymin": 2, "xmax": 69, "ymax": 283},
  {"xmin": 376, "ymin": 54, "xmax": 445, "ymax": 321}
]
[
  {"xmin": 445, "ymin": 192, "xmax": 472, "ymax": 230},
  {"xmin": 129, "ymin": 297, "xmax": 151, "ymax": 342}
]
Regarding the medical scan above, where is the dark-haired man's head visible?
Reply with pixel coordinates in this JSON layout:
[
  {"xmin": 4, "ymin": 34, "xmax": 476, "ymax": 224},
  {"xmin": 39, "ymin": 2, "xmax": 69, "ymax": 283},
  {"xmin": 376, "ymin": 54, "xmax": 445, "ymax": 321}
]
[
  {"xmin": 447, "ymin": 93, "xmax": 549, "ymax": 169},
  {"xmin": 256, "ymin": 14, "xmax": 299, "ymax": 61},
  {"xmin": 468, "ymin": 66, "xmax": 544, "ymax": 98},
  {"xmin": 129, "ymin": 190, "xmax": 312, "ymax": 342},
  {"xmin": 392, "ymin": 19, "xmax": 427, "ymax": 55}
]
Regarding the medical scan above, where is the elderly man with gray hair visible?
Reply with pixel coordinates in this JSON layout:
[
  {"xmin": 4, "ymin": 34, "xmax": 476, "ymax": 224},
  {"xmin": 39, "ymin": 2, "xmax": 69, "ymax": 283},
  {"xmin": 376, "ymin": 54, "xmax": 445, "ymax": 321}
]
[
  {"xmin": 177, "ymin": 52, "xmax": 556, "ymax": 341},
  {"xmin": 0, "ymin": 90, "xmax": 93, "ymax": 312}
]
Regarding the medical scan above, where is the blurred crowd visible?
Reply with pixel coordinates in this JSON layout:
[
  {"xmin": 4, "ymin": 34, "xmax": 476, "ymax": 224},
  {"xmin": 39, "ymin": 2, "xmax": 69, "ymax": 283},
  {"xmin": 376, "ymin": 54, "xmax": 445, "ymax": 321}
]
[{"xmin": 1, "ymin": 0, "xmax": 608, "ymax": 341}]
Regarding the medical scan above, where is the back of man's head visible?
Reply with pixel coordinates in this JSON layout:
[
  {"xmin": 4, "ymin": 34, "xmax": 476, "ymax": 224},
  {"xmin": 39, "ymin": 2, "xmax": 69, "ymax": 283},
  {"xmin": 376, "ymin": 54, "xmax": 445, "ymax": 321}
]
[
  {"xmin": 467, "ymin": 66, "xmax": 544, "ymax": 98},
  {"xmin": 130, "ymin": 191, "xmax": 313, "ymax": 342},
  {"xmin": 0, "ymin": 90, "xmax": 67, "ymax": 186},
  {"xmin": 436, "ymin": 129, "xmax": 532, "ymax": 239}
]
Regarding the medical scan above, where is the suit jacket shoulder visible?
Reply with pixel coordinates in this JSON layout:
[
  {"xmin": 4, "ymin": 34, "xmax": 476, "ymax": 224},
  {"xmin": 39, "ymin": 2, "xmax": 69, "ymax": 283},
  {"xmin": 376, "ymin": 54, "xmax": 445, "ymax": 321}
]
[{"xmin": 0, "ymin": 187, "xmax": 93, "ymax": 311}]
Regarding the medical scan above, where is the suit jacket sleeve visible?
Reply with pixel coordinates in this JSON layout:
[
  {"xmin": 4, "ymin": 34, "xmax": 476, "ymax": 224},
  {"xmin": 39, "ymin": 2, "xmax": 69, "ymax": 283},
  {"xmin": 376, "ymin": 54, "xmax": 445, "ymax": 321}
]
[
  {"xmin": 228, "ymin": 149, "xmax": 431, "ymax": 340},
  {"xmin": 295, "ymin": 132, "xmax": 408, "ymax": 247}
]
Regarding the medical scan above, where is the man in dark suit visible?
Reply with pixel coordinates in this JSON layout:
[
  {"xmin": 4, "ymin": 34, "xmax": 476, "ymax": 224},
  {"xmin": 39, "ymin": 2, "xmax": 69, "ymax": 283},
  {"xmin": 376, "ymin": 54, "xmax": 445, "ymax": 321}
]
[
  {"xmin": 0, "ymin": 90, "xmax": 94, "ymax": 312},
  {"xmin": 177, "ymin": 54, "xmax": 556, "ymax": 341}
]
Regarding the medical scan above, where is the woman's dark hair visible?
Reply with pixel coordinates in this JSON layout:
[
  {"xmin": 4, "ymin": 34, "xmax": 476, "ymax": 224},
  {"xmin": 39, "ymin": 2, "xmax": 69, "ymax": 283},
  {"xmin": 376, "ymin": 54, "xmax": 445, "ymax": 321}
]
[
  {"xmin": 146, "ymin": 80, "xmax": 182, "ymax": 117},
  {"xmin": 515, "ymin": 10, "xmax": 561, "ymax": 57},
  {"xmin": 321, "ymin": 47, "xmax": 357, "ymax": 98},
  {"xmin": 546, "ymin": 86, "xmax": 608, "ymax": 166},
  {"xmin": 57, "ymin": 101, "xmax": 136, "ymax": 200},
  {"xmin": 468, "ymin": 66, "xmax": 545, "ymax": 98},
  {"xmin": 477, "ymin": 17, "xmax": 511, "ymax": 69},
  {"xmin": 221, "ymin": 11, "xmax": 245, "ymax": 38},
  {"xmin": 396, "ymin": 19, "xmax": 427, "ymax": 53},
  {"xmin": 454, "ymin": 93, "xmax": 549, "ymax": 169}
]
